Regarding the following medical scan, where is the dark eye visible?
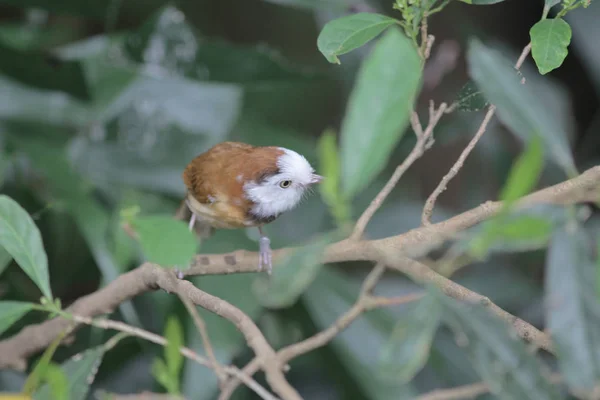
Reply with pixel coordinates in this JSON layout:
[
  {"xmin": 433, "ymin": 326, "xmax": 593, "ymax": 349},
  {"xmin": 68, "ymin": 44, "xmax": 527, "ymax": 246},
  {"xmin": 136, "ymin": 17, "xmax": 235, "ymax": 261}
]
[{"xmin": 279, "ymin": 180, "xmax": 292, "ymax": 188}]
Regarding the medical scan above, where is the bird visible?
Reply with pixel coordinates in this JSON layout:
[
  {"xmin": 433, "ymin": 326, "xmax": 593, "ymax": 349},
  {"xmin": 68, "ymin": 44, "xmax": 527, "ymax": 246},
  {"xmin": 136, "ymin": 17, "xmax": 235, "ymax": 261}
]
[{"xmin": 181, "ymin": 141, "xmax": 322, "ymax": 274}]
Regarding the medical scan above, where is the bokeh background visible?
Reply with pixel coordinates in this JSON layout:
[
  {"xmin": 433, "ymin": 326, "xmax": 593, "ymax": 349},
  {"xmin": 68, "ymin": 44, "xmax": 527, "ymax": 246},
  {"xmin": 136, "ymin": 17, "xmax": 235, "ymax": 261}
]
[{"xmin": 0, "ymin": 0, "xmax": 599, "ymax": 398}]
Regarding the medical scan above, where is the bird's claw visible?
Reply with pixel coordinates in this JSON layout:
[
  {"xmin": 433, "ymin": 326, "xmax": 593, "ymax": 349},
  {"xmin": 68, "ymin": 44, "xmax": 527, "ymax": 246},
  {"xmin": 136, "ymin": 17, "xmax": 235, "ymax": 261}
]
[
  {"xmin": 173, "ymin": 268, "xmax": 184, "ymax": 280},
  {"xmin": 259, "ymin": 236, "xmax": 272, "ymax": 275}
]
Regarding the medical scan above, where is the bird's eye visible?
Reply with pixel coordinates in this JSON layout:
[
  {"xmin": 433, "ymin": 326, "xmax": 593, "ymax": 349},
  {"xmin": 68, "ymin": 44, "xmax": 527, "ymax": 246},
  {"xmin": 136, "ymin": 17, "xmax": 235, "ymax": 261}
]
[{"xmin": 279, "ymin": 180, "xmax": 292, "ymax": 188}]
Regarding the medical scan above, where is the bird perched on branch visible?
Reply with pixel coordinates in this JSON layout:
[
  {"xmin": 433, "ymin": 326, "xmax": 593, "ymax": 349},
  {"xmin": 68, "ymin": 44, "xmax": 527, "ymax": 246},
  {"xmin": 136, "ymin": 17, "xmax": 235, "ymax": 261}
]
[{"xmin": 181, "ymin": 141, "xmax": 322, "ymax": 274}]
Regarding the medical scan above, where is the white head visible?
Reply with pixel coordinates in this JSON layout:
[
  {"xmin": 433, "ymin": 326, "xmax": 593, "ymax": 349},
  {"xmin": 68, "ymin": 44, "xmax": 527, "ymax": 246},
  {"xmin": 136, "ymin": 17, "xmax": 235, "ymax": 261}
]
[{"xmin": 244, "ymin": 147, "xmax": 322, "ymax": 221}]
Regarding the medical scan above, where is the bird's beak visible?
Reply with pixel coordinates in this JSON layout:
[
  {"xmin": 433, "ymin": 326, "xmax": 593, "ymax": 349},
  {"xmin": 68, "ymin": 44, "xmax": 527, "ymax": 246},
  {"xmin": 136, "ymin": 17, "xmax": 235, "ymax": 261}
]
[{"xmin": 310, "ymin": 174, "xmax": 323, "ymax": 184}]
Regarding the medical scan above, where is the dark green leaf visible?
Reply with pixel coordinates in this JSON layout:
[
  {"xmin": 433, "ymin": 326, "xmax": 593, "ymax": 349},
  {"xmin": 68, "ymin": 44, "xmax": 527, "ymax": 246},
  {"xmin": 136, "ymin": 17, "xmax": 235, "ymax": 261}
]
[
  {"xmin": 318, "ymin": 129, "xmax": 350, "ymax": 226},
  {"xmin": 34, "ymin": 346, "xmax": 107, "ymax": 400},
  {"xmin": 0, "ymin": 40, "xmax": 89, "ymax": 101},
  {"xmin": 0, "ymin": 245, "xmax": 12, "ymax": 277},
  {"xmin": 340, "ymin": 27, "xmax": 422, "ymax": 198},
  {"xmin": 459, "ymin": 0, "xmax": 507, "ymax": 4},
  {"xmin": 455, "ymin": 81, "xmax": 489, "ymax": 111},
  {"xmin": 431, "ymin": 287, "xmax": 562, "ymax": 400},
  {"xmin": 530, "ymin": 18, "xmax": 572, "ymax": 75},
  {"xmin": 254, "ymin": 231, "xmax": 340, "ymax": 309},
  {"xmin": 499, "ymin": 136, "xmax": 544, "ymax": 205},
  {"xmin": 164, "ymin": 316, "xmax": 184, "ymax": 378},
  {"xmin": 468, "ymin": 39, "xmax": 576, "ymax": 174},
  {"xmin": 0, "ymin": 195, "xmax": 52, "ymax": 300},
  {"xmin": 545, "ymin": 223, "xmax": 600, "ymax": 392},
  {"xmin": 132, "ymin": 215, "xmax": 198, "ymax": 269},
  {"xmin": 317, "ymin": 13, "xmax": 397, "ymax": 64},
  {"xmin": 303, "ymin": 268, "xmax": 418, "ymax": 399},
  {"xmin": 378, "ymin": 294, "xmax": 441, "ymax": 383},
  {"xmin": 0, "ymin": 301, "xmax": 34, "ymax": 336}
]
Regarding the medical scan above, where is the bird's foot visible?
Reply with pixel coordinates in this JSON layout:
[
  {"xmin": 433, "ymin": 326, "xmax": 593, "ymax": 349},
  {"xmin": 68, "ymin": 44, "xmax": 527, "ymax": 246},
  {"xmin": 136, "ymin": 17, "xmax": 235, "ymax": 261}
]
[
  {"xmin": 258, "ymin": 236, "xmax": 272, "ymax": 275},
  {"xmin": 173, "ymin": 268, "xmax": 185, "ymax": 280},
  {"xmin": 188, "ymin": 212, "xmax": 197, "ymax": 231}
]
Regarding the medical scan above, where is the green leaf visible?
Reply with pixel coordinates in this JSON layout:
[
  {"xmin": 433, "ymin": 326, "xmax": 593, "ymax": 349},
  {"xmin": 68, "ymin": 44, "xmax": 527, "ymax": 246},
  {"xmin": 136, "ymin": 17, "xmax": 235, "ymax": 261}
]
[
  {"xmin": 303, "ymin": 268, "xmax": 418, "ymax": 399},
  {"xmin": 317, "ymin": 13, "xmax": 397, "ymax": 64},
  {"xmin": 318, "ymin": 129, "xmax": 350, "ymax": 226},
  {"xmin": 431, "ymin": 287, "xmax": 562, "ymax": 400},
  {"xmin": 164, "ymin": 316, "xmax": 184, "ymax": 379},
  {"xmin": 254, "ymin": 231, "xmax": 340, "ymax": 309},
  {"xmin": 378, "ymin": 294, "xmax": 441, "ymax": 383},
  {"xmin": 0, "ymin": 195, "xmax": 52, "ymax": 300},
  {"xmin": 0, "ymin": 301, "xmax": 34, "ymax": 336},
  {"xmin": 545, "ymin": 223, "xmax": 600, "ymax": 392},
  {"xmin": 340, "ymin": 27, "xmax": 422, "ymax": 198},
  {"xmin": 152, "ymin": 358, "xmax": 179, "ymax": 395},
  {"xmin": 530, "ymin": 18, "xmax": 572, "ymax": 75},
  {"xmin": 467, "ymin": 39, "xmax": 576, "ymax": 175},
  {"xmin": 131, "ymin": 215, "xmax": 198, "ymax": 269},
  {"xmin": 0, "ymin": 245, "xmax": 12, "ymax": 277},
  {"xmin": 34, "ymin": 346, "xmax": 107, "ymax": 400},
  {"xmin": 455, "ymin": 81, "xmax": 489, "ymax": 111},
  {"xmin": 37, "ymin": 363, "xmax": 69, "ymax": 400},
  {"xmin": 459, "ymin": 0, "xmax": 507, "ymax": 3},
  {"xmin": 499, "ymin": 136, "xmax": 544, "ymax": 205},
  {"xmin": 545, "ymin": 0, "xmax": 562, "ymax": 8},
  {"xmin": 0, "ymin": 40, "xmax": 90, "ymax": 101},
  {"xmin": 23, "ymin": 331, "xmax": 67, "ymax": 395}
]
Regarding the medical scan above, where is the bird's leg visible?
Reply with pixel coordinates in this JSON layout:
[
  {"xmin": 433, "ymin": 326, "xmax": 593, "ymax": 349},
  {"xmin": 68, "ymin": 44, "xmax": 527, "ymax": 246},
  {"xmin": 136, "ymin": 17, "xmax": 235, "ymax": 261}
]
[
  {"xmin": 257, "ymin": 226, "xmax": 272, "ymax": 275},
  {"xmin": 188, "ymin": 211, "xmax": 197, "ymax": 231}
]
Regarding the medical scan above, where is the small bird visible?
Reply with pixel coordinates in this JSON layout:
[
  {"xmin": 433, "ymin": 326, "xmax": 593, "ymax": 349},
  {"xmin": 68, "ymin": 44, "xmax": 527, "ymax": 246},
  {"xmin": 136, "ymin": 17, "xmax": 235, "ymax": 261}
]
[{"xmin": 181, "ymin": 141, "xmax": 322, "ymax": 274}]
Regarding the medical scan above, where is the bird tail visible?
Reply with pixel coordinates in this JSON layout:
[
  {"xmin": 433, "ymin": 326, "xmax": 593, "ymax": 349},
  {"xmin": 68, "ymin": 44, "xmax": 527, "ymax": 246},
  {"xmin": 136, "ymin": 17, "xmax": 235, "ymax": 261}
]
[{"xmin": 175, "ymin": 198, "xmax": 214, "ymax": 239}]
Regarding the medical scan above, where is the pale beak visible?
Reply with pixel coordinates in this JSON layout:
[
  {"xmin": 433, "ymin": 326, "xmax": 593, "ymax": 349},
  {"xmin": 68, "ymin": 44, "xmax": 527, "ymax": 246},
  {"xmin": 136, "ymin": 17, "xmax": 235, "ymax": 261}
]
[{"xmin": 310, "ymin": 174, "xmax": 323, "ymax": 184}]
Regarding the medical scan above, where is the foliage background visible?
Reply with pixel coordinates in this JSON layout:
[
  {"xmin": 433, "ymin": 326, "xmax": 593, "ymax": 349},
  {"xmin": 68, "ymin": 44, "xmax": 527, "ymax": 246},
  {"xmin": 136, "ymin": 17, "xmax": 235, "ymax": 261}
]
[{"xmin": 0, "ymin": 0, "xmax": 599, "ymax": 398}]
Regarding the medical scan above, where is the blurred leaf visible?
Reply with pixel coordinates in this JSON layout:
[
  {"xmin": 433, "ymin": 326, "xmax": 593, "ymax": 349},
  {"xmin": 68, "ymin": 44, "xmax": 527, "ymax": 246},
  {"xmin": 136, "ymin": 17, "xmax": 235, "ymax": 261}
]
[
  {"xmin": 467, "ymin": 39, "xmax": 576, "ymax": 175},
  {"xmin": 464, "ymin": 204, "xmax": 567, "ymax": 257},
  {"xmin": 33, "ymin": 363, "xmax": 68, "ymax": 400},
  {"xmin": 164, "ymin": 316, "xmax": 184, "ymax": 379},
  {"xmin": 0, "ymin": 195, "xmax": 52, "ymax": 300},
  {"xmin": 10, "ymin": 136, "xmax": 142, "ymax": 326},
  {"xmin": 0, "ymin": 75, "xmax": 90, "ymax": 127},
  {"xmin": 131, "ymin": 215, "xmax": 198, "ymax": 269},
  {"xmin": 23, "ymin": 331, "xmax": 66, "ymax": 395},
  {"xmin": 0, "ymin": 246, "xmax": 12, "ymax": 277},
  {"xmin": 378, "ymin": 294, "xmax": 441, "ymax": 383},
  {"xmin": 152, "ymin": 359, "xmax": 178, "ymax": 395},
  {"xmin": 340, "ymin": 27, "xmax": 422, "ymax": 198},
  {"xmin": 303, "ymin": 268, "xmax": 418, "ymax": 399},
  {"xmin": 545, "ymin": 0, "xmax": 562, "ymax": 8},
  {"xmin": 545, "ymin": 223, "xmax": 600, "ymax": 392},
  {"xmin": 499, "ymin": 135, "xmax": 544, "ymax": 205},
  {"xmin": 262, "ymin": 0, "xmax": 359, "ymax": 10},
  {"xmin": 459, "ymin": 0, "xmax": 507, "ymax": 3},
  {"xmin": 254, "ymin": 230, "xmax": 341, "ymax": 309},
  {"xmin": 317, "ymin": 13, "xmax": 397, "ymax": 64},
  {"xmin": 530, "ymin": 18, "xmax": 572, "ymax": 75},
  {"xmin": 455, "ymin": 81, "xmax": 489, "ymax": 111},
  {"xmin": 0, "ymin": 41, "xmax": 89, "ymax": 101},
  {"xmin": 318, "ymin": 129, "xmax": 350, "ymax": 226},
  {"xmin": 34, "ymin": 345, "xmax": 107, "ymax": 400},
  {"xmin": 0, "ymin": 301, "xmax": 34, "ymax": 336},
  {"xmin": 432, "ymin": 287, "xmax": 561, "ymax": 400}
]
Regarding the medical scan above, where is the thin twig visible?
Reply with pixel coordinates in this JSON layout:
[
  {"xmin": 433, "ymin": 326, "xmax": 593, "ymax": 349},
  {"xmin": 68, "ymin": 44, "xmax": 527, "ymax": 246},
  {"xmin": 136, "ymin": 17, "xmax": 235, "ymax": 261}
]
[
  {"xmin": 219, "ymin": 265, "xmax": 423, "ymax": 399},
  {"xmin": 421, "ymin": 42, "xmax": 533, "ymax": 225},
  {"xmin": 67, "ymin": 313, "xmax": 278, "ymax": 400},
  {"xmin": 178, "ymin": 293, "xmax": 227, "ymax": 386},
  {"xmin": 352, "ymin": 103, "xmax": 448, "ymax": 239}
]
